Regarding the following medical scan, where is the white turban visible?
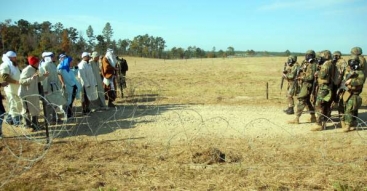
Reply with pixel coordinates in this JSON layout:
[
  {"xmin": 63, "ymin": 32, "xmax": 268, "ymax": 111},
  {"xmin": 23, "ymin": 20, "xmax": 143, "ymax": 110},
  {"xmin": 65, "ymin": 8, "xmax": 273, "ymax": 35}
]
[
  {"xmin": 81, "ymin": 52, "xmax": 90, "ymax": 58},
  {"xmin": 42, "ymin": 52, "xmax": 53, "ymax": 57},
  {"xmin": 2, "ymin": 52, "xmax": 17, "ymax": 75},
  {"xmin": 5, "ymin": 51, "xmax": 16, "ymax": 58}
]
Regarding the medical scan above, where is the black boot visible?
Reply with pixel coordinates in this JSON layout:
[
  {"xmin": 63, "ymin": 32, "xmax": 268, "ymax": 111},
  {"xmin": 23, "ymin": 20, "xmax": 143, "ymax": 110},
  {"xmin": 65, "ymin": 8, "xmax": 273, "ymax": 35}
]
[
  {"xmin": 67, "ymin": 106, "xmax": 73, "ymax": 118},
  {"xmin": 283, "ymin": 107, "xmax": 294, "ymax": 115},
  {"xmin": 24, "ymin": 116, "xmax": 32, "ymax": 128},
  {"xmin": 31, "ymin": 116, "xmax": 40, "ymax": 131}
]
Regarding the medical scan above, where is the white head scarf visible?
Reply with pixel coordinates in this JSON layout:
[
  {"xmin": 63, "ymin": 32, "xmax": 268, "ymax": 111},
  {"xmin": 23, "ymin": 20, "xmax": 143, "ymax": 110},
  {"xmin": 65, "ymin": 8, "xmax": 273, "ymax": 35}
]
[
  {"xmin": 2, "ymin": 51, "xmax": 18, "ymax": 75},
  {"xmin": 42, "ymin": 52, "xmax": 53, "ymax": 63},
  {"xmin": 105, "ymin": 49, "xmax": 116, "ymax": 67}
]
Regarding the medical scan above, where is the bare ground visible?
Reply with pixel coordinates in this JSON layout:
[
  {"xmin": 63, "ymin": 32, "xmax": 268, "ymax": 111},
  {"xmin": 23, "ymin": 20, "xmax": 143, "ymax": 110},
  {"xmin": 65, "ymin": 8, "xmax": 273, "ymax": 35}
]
[{"xmin": 1, "ymin": 103, "xmax": 367, "ymax": 190}]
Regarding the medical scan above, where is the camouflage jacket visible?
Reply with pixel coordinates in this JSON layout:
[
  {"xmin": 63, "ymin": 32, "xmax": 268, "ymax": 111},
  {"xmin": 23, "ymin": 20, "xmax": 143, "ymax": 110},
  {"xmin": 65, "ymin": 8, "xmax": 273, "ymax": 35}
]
[
  {"xmin": 345, "ymin": 69, "xmax": 365, "ymax": 93},
  {"xmin": 332, "ymin": 58, "xmax": 347, "ymax": 85},
  {"xmin": 285, "ymin": 62, "xmax": 299, "ymax": 81},
  {"xmin": 317, "ymin": 60, "xmax": 333, "ymax": 85},
  {"xmin": 359, "ymin": 55, "xmax": 367, "ymax": 81},
  {"xmin": 299, "ymin": 60, "xmax": 317, "ymax": 83}
]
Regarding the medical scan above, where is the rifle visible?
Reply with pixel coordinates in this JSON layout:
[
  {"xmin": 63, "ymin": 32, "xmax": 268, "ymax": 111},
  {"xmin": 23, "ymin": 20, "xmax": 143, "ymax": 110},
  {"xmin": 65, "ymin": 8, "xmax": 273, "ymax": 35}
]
[
  {"xmin": 310, "ymin": 62, "xmax": 320, "ymax": 106},
  {"xmin": 280, "ymin": 62, "xmax": 287, "ymax": 94},
  {"xmin": 337, "ymin": 71, "xmax": 356, "ymax": 98},
  {"xmin": 292, "ymin": 65, "xmax": 302, "ymax": 94}
]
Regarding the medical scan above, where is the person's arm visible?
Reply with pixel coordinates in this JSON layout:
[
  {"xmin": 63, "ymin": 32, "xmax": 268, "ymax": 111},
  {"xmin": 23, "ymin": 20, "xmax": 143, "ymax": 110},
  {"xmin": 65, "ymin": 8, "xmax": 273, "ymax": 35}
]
[
  {"xmin": 2, "ymin": 73, "xmax": 19, "ymax": 84},
  {"xmin": 58, "ymin": 71, "xmax": 65, "ymax": 89},
  {"xmin": 19, "ymin": 69, "xmax": 36, "ymax": 85}
]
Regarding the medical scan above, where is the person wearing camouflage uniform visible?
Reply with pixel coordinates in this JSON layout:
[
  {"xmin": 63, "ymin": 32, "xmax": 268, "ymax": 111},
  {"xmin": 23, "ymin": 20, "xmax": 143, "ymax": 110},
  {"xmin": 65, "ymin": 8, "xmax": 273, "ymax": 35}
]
[
  {"xmin": 283, "ymin": 55, "xmax": 300, "ymax": 115},
  {"xmin": 350, "ymin": 47, "xmax": 366, "ymax": 82},
  {"xmin": 288, "ymin": 50, "xmax": 317, "ymax": 124},
  {"xmin": 330, "ymin": 51, "xmax": 347, "ymax": 105},
  {"xmin": 338, "ymin": 55, "xmax": 364, "ymax": 132},
  {"xmin": 311, "ymin": 50, "xmax": 334, "ymax": 131}
]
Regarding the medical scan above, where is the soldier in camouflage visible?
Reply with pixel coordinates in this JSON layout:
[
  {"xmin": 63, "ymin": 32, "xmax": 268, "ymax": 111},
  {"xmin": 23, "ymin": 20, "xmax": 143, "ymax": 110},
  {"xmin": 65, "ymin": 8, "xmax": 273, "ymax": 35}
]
[
  {"xmin": 330, "ymin": 51, "xmax": 347, "ymax": 105},
  {"xmin": 283, "ymin": 55, "xmax": 300, "ymax": 115},
  {"xmin": 311, "ymin": 50, "xmax": 334, "ymax": 131},
  {"xmin": 347, "ymin": 47, "xmax": 366, "ymax": 126},
  {"xmin": 338, "ymin": 55, "xmax": 364, "ymax": 132},
  {"xmin": 288, "ymin": 50, "xmax": 317, "ymax": 124},
  {"xmin": 350, "ymin": 47, "xmax": 366, "ymax": 82}
]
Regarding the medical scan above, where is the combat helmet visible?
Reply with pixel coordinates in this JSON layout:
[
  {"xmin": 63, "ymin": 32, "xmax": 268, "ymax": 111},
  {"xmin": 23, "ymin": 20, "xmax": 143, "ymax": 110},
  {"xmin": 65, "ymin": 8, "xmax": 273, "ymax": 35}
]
[
  {"xmin": 305, "ymin": 50, "xmax": 315, "ymax": 61},
  {"xmin": 332, "ymin": 51, "xmax": 342, "ymax": 61},
  {"xmin": 351, "ymin": 47, "xmax": 362, "ymax": 55},
  {"xmin": 333, "ymin": 51, "xmax": 342, "ymax": 56},
  {"xmin": 321, "ymin": 50, "xmax": 332, "ymax": 60},
  {"xmin": 288, "ymin": 55, "xmax": 297, "ymax": 64}
]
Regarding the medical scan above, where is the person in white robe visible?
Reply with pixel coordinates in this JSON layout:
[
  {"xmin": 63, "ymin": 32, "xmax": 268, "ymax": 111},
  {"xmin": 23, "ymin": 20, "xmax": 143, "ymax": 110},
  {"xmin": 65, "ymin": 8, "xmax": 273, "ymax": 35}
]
[
  {"xmin": 77, "ymin": 52, "xmax": 98, "ymax": 114},
  {"xmin": 40, "ymin": 52, "xmax": 64, "ymax": 124},
  {"xmin": 0, "ymin": 51, "xmax": 22, "ymax": 125},
  {"xmin": 90, "ymin": 52, "xmax": 108, "ymax": 110}
]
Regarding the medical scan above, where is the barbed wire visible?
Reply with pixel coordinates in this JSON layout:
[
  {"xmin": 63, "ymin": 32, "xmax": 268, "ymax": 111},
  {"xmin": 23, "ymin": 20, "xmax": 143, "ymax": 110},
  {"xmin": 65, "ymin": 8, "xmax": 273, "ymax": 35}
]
[{"xmin": 1, "ymin": 77, "xmax": 367, "ymax": 188}]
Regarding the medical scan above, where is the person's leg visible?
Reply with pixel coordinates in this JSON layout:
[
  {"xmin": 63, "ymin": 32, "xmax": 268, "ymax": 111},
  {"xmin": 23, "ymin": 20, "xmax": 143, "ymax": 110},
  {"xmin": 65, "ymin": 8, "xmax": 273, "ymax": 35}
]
[{"xmin": 0, "ymin": 108, "xmax": 5, "ymax": 137}]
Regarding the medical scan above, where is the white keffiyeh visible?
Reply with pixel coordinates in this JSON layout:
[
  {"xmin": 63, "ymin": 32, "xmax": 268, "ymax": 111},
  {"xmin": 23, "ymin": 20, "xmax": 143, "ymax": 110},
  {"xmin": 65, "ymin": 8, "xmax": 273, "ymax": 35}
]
[
  {"xmin": 2, "ymin": 53, "xmax": 17, "ymax": 76},
  {"xmin": 105, "ymin": 49, "xmax": 117, "ymax": 67}
]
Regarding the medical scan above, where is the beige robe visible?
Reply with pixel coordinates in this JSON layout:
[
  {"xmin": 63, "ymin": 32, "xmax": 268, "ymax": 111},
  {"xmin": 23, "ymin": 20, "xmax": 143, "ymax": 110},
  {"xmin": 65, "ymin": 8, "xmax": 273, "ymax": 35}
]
[
  {"xmin": 41, "ymin": 61, "xmax": 61, "ymax": 95},
  {"xmin": 90, "ymin": 60, "xmax": 107, "ymax": 107},
  {"xmin": 18, "ymin": 66, "xmax": 45, "ymax": 116}
]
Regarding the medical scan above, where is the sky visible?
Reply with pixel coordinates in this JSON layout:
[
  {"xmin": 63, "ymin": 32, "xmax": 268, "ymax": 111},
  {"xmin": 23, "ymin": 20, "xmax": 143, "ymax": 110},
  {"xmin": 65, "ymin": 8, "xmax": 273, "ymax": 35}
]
[{"xmin": 0, "ymin": 0, "xmax": 366, "ymax": 54}]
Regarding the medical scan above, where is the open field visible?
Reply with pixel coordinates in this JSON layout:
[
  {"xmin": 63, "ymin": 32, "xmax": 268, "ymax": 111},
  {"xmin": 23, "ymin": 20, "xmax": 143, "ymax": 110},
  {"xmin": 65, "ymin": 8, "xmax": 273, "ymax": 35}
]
[{"xmin": 1, "ymin": 56, "xmax": 367, "ymax": 190}]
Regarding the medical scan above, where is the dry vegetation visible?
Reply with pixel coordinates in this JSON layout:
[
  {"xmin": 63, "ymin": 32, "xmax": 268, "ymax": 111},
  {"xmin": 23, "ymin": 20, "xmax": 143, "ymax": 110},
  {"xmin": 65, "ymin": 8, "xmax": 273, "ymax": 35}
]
[{"xmin": 1, "ymin": 56, "xmax": 367, "ymax": 190}]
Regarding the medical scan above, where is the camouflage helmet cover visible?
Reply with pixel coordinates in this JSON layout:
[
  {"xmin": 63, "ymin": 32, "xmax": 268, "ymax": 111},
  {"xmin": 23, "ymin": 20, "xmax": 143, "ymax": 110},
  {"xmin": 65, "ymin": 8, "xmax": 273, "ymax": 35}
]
[
  {"xmin": 333, "ymin": 51, "xmax": 342, "ymax": 56},
  {"xmin": 288, "ymin": 55, "xmax": 297, "ymax": 62},
  {"xmin": 306, "ymin": 50, "xmax": 315, "ymax": 56},
  {"xmin": 350, "ymin": 54, "xmax": 360, "ymax": 61},
  {"xmin": 350, "ymin": 47, "xmax": 362, "ymax": 55},
  {"xmin": 321, "ymin": 50, "xmax": 332, "ymax": 60},
  {"xmin": 315, "ymin": 51, "xmax": 322, "ymax": 59}
]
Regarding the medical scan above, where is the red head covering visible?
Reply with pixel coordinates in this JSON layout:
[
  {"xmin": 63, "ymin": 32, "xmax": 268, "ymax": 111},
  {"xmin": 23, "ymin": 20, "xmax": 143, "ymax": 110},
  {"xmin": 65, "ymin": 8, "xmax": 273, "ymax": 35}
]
[{"xmin": 28, "ymin": 56, "xmax": 39, "ymax": 66}]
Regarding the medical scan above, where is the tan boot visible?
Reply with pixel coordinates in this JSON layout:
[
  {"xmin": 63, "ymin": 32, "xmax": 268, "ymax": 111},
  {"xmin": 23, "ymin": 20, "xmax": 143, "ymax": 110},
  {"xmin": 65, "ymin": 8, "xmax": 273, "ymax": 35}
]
[
  {"xmin": 350, "ymin": 121, "xmax": 357, "ymax": 131},
  {"xmin": 342, "ymin": 124, "xmax": 351, "ymax": 133},
  {"xmin": 309, "ymin": 114, "xmax": 316, "ymax": 123},
  {"xmin": 288, "ymin": 116, "xmax": 299, "ymax": 124},
  {"xmin": 340, "ymin": 121, "xmax": 346, "ymax": 129},
  {"xmin": 311, "ymin": 124, "xmax": 323, "ymax": 131}
]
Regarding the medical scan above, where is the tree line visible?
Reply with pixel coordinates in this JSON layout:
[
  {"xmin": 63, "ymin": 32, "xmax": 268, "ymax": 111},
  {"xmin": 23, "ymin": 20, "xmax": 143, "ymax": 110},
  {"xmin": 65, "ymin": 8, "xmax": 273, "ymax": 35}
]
[{"xmin": 0, "ymin": 19, "xmax": 294, "ymax": 65}]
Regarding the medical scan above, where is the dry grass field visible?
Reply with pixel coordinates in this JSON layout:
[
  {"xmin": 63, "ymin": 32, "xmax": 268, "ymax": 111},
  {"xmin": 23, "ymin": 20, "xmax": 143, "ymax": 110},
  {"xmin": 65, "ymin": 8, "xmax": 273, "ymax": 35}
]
[{"xmin": 1, "ymin": 56, "xmax": 367, "ymax": 190}]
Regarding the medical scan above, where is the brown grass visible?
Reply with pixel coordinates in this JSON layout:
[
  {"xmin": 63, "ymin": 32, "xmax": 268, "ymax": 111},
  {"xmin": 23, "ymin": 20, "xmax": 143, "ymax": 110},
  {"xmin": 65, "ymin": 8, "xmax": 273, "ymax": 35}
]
[{"xmin": 1, "ymin": 56, "xmax": 367, "ymax": 190}]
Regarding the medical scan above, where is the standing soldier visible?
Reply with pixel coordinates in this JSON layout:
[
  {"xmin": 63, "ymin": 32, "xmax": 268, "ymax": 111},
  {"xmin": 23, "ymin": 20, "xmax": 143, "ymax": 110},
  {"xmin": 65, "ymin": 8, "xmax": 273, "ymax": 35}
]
[
  {"xmin": 330, "ymin": 51, "xmax": 347, "ymax": 107},
  {"xmin": 288, "ymin": 50, "xmax": 317, "ymax": 124},
  {"xmin": 116, "ymin": 56, "xmax": 128, "ymax": 98},
  {"xmin": 350, "ymin": 47, "xmax": 366, "ymax": 82},
  {"xmin": 311, "ymin": 50, "xmax": 334, "ymax": 131},
  {"xmin": 338, "ymin": 55, "xmax": 364, "ymax": 132},
  {"xmin": 283, "ymin": 55, "xmax": 300, "ymax": 115}
]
